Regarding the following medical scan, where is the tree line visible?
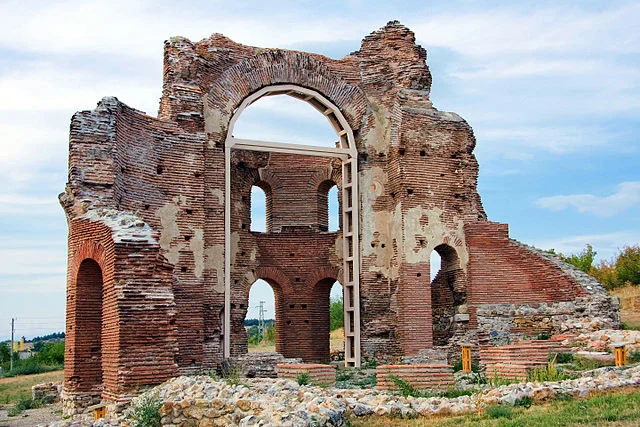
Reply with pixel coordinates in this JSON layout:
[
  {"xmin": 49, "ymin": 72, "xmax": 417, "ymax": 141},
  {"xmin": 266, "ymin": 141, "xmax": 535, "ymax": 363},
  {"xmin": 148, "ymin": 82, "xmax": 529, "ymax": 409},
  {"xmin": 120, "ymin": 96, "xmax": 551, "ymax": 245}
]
[{"xmin": 548, "ymin": 244, "xmax": 640, "ymax": 290}]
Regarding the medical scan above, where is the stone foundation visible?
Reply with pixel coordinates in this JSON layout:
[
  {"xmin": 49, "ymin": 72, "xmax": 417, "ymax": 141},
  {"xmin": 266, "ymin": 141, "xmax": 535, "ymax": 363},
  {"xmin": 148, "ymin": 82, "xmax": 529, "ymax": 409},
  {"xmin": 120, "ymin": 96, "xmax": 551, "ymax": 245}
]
[{"xmin": 32, "ymin": 382, "xmax": 62, "ymax": 404}]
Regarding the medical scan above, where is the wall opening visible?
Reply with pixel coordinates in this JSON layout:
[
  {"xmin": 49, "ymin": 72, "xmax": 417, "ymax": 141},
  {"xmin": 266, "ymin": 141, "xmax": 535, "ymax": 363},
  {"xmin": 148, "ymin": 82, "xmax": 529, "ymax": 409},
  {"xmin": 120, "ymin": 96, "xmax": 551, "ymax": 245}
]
[
  {"xmin": 310, "ymin": 278, "xmax": 344, "ymax": 362},
  {"xmin": 430, "ymin": 245, "xmax": 466, "ymax": 346},
  {"xmin": 232, "ymin": 94, "xmax": 338, "ymax": 147},
  {"xmin": 73, "ymin": 258, "xmax": 103, "ymax": 392},
  {"xmin": 246, "ymin": 279, "xmax": 276, "ymax": 352},
  {"xmin": 317, "ymin": 180, "xmax": 340, "ymax": 232},
  {"xmin": 250, "ymin": 184, "xmax": 270, "ymax": 232}
]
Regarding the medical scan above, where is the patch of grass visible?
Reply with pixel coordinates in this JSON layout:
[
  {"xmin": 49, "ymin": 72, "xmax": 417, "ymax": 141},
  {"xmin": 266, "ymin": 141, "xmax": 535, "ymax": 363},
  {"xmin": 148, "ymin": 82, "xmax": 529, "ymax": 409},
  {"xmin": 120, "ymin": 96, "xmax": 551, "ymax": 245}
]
[
  {"xmin": 627, "ymin": 350, "xmax": 640, "ymax": 364},
  {"xmin": 219, "ymin": 361, "xmax": 244, "ymax": 386},
  {"xmin": 527, "ymin": 357, "xmax": 576, "ymax": 382},
  {"xmin": 349, "ymin": 388, "xmax": 640, "ymax": 426},
  {"xmin": 128, "ymin": 392, "xmax": 162, "ymax": 427},
  {"xmin": 569, "ymin": 355, "xmax": 611, "ymax": 371},
  {"xmin": 7, "ymin": 396, "xmax": 43, "ymax": 417},
  {"xmin": 486, "ymin": 371, "xmax": 518, "ymax": 387},
  {"xmin": 552, "ymin": 352, "xmax": 574, "ymax": 364},
  {"xmin": 452, "ymin": 360, "xmax": 481, "ymax": 373},
  {"xmin": 485, "ymin": 404, "xmax": 513, "ymax": 419},
  {"xmin": 0, "ymin": 370, "xmax": 63, "ymax": 404},
  {"xmin": 296, "ymin": 372, "xmax": 310, "ymax": 386}
]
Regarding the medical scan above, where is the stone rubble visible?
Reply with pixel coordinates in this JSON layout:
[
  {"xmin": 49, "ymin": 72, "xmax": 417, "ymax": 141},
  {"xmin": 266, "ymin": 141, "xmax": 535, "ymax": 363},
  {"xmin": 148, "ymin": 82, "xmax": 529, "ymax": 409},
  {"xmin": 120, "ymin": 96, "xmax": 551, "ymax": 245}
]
[{"xmin": 46, "ymin": 364, "xmax": 640, "ymax": 426}]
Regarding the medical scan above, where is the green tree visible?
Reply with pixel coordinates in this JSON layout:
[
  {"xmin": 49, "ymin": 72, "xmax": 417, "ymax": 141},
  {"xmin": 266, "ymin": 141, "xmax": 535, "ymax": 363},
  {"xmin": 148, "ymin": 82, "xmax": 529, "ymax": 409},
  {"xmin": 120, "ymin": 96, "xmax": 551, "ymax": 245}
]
[
  {"xmin": 560, "ymin": 244, "xmax": 597, "ymax": 274},
  {"xmin": 330, "ymin": 297, "xmax": 344, "ymax": 331},
  {"xmin": 35, "ymin": 342, "xmax": 64, "ymax": 365},
  {"xmin": 0, "ymin": 342, "xmax": 9, "ymax": 364},
  {"xmin": 616, "ymin": 245, "xmax": 640, "ymax": 286}
]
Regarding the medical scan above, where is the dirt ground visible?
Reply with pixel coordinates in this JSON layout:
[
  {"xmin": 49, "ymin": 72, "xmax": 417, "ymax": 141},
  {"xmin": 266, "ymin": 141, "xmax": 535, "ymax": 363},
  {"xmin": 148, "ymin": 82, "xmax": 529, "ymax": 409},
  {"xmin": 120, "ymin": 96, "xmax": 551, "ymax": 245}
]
[{"xmin": 0, "ymin": 402, "xmax": 63, "ymax": 427}]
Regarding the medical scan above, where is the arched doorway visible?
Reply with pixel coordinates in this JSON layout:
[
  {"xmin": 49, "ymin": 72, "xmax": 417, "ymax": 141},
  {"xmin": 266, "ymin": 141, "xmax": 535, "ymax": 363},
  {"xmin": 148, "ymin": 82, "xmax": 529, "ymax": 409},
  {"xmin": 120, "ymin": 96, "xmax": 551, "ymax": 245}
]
[
  {"xmin": 71, "ymin": 258, "xmax": 103, "ymax": 393},
  {"xmin": 246, "ymin": 279, "xmax": 276, "ymax": 352},
  {"xmin": 223, "ymin": 85, "xmax": 361, "ymax": 366},
  {"xmin": 430, "ymin": 244, "xmax": 467, "ymax": 346}
]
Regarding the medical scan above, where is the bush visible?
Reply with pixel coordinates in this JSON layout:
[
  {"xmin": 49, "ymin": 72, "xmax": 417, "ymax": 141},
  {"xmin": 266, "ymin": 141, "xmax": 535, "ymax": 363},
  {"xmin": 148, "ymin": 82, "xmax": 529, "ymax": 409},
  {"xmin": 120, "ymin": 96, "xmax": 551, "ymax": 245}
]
[
  {"xmin": 296, "ymin": 372, "xmax": 310, "ymax": 386},
  {"xmin": 7, "ymin": 397, "xmax": 41, "ymax": 417},
  {"xmin": 128, "ymin": 393, "xmax": 162, "ymax": 427},
  {"xmin": 553, "ymin": 352, "xmax": 574, "ymax": 364},
  {"xmin": 527, "ymin": 357, "xmax": 575, "ymax": 382}
]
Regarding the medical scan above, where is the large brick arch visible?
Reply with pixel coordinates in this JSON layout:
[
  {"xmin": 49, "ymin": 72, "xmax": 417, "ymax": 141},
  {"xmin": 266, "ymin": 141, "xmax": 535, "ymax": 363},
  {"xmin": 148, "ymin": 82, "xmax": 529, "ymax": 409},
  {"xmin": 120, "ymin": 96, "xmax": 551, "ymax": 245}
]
[{"xmin": 205, "ymin": 50, "xmax": 368, "ymax": 139}]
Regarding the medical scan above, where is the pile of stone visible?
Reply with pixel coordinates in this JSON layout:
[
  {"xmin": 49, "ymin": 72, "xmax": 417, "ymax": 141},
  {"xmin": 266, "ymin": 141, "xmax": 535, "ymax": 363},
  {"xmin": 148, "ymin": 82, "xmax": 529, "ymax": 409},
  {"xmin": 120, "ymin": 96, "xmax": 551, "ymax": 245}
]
[
  {"xmin": 32, "ymin": 382, "xmax": 62, "ymax": 404},
  {"xmin": 91, "ymin": 364, "xmax": 640, "ymax": 426},
  {"xmin": 230, "ymin": 352, "xmax": 302, "ymax": 378}
]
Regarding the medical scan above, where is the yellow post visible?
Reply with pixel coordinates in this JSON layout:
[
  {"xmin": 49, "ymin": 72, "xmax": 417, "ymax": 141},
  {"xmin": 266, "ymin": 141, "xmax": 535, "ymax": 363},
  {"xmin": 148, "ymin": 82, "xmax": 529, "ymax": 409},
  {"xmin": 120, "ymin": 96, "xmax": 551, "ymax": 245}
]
[
  {"xmin": 462, "ymin": 345, "xmax": 472, "ymax": 372},
  {"xmin": 614, "ymin": 345, "xmax": 626, "ymax": 367},
  {"xmin": 93, "ymin": 406, "xmax": 106, "ymax": 421}
]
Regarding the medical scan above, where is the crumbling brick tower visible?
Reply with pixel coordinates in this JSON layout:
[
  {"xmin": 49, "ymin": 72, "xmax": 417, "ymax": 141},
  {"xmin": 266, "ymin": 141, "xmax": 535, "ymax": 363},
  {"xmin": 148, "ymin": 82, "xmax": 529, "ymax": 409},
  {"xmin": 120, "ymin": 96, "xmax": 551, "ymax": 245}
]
[{"xmin": 60, "ymin": 21, "xmax": 619, "ymax": 410}]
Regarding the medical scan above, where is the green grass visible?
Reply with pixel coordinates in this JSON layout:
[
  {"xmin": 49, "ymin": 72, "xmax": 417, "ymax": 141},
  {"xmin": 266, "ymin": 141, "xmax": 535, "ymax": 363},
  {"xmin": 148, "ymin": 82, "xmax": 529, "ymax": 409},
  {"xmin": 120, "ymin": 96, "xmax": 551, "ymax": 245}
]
[
  {"xmin": 0, "ymin": 370, "xmax": 63, "ymax": 404},
  {"xmin": 349, "ymin": 389, "xmax": 640, "ymax": 426}
]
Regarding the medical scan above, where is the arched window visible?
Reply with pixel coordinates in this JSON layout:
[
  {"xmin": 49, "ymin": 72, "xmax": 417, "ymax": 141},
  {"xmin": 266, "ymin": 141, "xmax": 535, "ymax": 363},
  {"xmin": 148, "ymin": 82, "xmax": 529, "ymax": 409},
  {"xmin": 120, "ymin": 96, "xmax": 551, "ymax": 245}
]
[
  {"xmin": 317, "ymin": 180, "xmax": 339, "ymax": 232},
  {"xmin": 250, "ymin": 183, "xmax": 271, "ymax": 232}
]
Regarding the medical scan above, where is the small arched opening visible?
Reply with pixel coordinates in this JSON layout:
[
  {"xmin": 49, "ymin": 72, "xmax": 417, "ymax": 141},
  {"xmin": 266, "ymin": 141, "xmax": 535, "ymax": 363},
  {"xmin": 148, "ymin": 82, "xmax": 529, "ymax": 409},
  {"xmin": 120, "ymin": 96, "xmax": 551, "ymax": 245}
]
[
  {"xmin": 317, "ymin": 180, "xmax": 340, "ymax": 232},
  {"xmin": 73, "ymin": 258, "xmax": 103, "ymax": 392},
  {"xmin": 430, "ymin": 244, "xmax": 467, "ymax": 346},
  {"xmin": 250, "ymin": 182, "xmax": 272, "ymax": 232}
]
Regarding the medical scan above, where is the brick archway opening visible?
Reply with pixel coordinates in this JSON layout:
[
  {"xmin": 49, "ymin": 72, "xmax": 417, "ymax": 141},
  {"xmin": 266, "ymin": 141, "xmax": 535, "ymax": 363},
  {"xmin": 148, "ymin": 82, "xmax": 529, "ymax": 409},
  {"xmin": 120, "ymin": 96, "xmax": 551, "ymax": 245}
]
[
  {"xmin": 430, "ymin": 244, "xmax": 467, "ymax": 346},
  {"xmin": 311, "ymin": 278, "xmax": 343, "ymax": 362},
  {"xmin": 69, "ymin": 258, "xmax": 103, "ymax": 395},
  {"xmin": 224, "ymin": 84, "xmax": 362, "ymax": 366},
  {"xmin": 245, "ymin": 279, "xmax": 278, "ymax": 352}
]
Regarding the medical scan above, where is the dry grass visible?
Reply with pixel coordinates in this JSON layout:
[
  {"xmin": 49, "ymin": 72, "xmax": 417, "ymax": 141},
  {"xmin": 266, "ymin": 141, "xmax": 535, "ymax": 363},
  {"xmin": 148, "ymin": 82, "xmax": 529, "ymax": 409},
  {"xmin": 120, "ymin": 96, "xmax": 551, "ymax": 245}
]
[
  {"xmin": 248, "ymin": 342, "xmax": 276, "ymax": 353},
  {"xmin": 330, "ymin": 327, "xmax": 344, "ymax": 353},
  {"xmin": 0, "ymin": 370, "xmax": 63, "ymax": 404},
  {"xmin": 611, "ymin": 285, "xmax": 640, "ymax": 329}
]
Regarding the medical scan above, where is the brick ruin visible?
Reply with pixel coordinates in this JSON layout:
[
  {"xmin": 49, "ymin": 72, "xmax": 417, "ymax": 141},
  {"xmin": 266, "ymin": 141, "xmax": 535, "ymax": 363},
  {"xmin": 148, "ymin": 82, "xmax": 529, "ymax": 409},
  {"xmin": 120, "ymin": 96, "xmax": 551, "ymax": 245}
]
[{"xmin": 60, "ymin": 21, "xmax": 620, "ymax": 410}]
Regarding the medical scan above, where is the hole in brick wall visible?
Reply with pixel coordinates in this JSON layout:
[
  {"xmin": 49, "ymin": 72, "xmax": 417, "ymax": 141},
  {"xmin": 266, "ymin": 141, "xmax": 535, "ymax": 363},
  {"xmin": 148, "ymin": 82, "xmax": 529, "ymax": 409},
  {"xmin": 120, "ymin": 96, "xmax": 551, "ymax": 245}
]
[
  {"xmin": 417, "ymin": 273, "xmax": 422, "ymax": 277},
  {"xmin": 287, "ymin": 320, "xmax": 292, "ymax": 325},
  {"xmin": 381, "ymin": 243, "xmax": 386, "ymax": 248},
  {"xmin": 304, "ymin": 320, "xmax": 309, "ymax": 324},
  {"xmin": 301, "ymin": 304, "xmax": 307, "ymax": 309},
  {"xmin": 242, "ymin": 195, "xmax": 249, "ymax": 202},
  {"xmin": 440, "ymin": 173, "xmax": 445, "ymax": 177},
  {"xmin": 184, "ymin": 235, "xmax": 191, "ymax": 241},
  {"xmin": 169, "ymin": 319, "xmax": 175, "ymax": 325},
  {"xmin": 371, "ymin": 242, "xmax": 376, "ymax": 248},
  {"xmin": 420, "ymin": 150, "xmax": 426, "ymax": 157},
  {"xmin": 120, "ymin": 166, "xmax": 126, "ymax": 173},
  {"xmin": 289, "ymin": 253, "xmax": 295, "ymax": 257},
  {"xmin": 231, "ymin": 303, "xmax": 236, "ymax": 309},
  {"xmin": 194, "ymin": 171, "xmax": 202, "ymax": 178},
  {"xmin": 398, "ymin": 147, "xmax": 405, "ymax": 155},
  {"xmin": 239, "ymin": 304, "xmax": 244, "ymax": 309},
  {"xmin": 391, "ymin": 192, "xmax": 396, "ymax": 199},
  {"xmin": 241, "ymin": 251, "xmax": 246, "ymax": 256},
  {"xmin": 360, "ymin": 152, "xmax": 368, "ymax": 162},
  {"xmin": 181, "ymin": 266, "xmax": 187, "ymax": 272},
  {"xmin": 454, "ymin": 194, "xmax": 460, "ymax": 199},
  {"xmin": 144, "ymin": 204, "xmax": 150, "ymax": 210},
  {"xmin": 295, "ymin": 278, "xmax": 301, "ymax": 282},
  {"xmin": 156, "ymin": 165, "xmax": 163, "ymax": 174},
  {"xmin": 241, "ymin": 223, "xmax": 247, "ymax": 230},
  {"xmin": 376, "ymin": 273, "xmax": 382, "ymax": 279},
  {"xmin": 378, "ymin": 152, "xmax": 385, "ymax": 158},
  {"xmin": 186, "ymin": 209, "xmax": 193, "ymax": 214},
  {"xmin": 290, "ymin": 304, "xmax": 295, "ymax": 309},
  {"xmin": 328, "ymin": 184, "xmax": 339, "ymax": 232},
  {"xmin": 407, "ymin": 188, "xmax": 414, "ymax": 195},
  {"xmin": 250, "ymin": 185, "xmax": 267, "ymax": 232},
  {"xmin": 234, "ymin": 280, "xmax": 239, "ymax": 285}
]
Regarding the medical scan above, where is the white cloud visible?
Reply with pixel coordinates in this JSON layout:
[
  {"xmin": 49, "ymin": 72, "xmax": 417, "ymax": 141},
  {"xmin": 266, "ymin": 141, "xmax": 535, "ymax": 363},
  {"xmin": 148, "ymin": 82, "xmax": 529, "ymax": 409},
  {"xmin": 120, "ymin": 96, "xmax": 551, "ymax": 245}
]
[{"xmin": 535, "ymin": 182, "xmax": 640, "ymax": 217}]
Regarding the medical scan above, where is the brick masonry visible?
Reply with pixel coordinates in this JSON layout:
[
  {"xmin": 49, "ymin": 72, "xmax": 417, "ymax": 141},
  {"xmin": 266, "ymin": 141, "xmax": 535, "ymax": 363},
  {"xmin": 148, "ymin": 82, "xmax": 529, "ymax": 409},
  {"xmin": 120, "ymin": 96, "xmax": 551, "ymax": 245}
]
[
  {"xmin": 61, "ymin": 21, "xmax": 620, "ymax": 409},
  {"xmin": 480, "ymin": 340, "xmax": 570, "ymax": 381},
  {"xmin": 276, "ymin": 364, "xmax": 337, "ymax": 386},
  {"xmin": 376, "ymin": 364, "xmax": 455, "ymax": 391}
]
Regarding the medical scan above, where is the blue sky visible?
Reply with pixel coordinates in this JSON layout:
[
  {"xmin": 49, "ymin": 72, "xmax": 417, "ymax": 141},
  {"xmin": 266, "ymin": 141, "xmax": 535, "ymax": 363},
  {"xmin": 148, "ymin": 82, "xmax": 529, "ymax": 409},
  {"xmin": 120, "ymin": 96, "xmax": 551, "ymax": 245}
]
[{"xmin": 0, "ymin": 0, "xmax": 638, "ymax": 339}]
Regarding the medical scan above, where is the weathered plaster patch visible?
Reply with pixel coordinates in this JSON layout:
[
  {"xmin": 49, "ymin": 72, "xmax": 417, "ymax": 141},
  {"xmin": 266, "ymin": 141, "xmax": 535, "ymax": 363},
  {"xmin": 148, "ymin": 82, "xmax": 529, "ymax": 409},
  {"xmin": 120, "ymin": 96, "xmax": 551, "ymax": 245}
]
[
  {"xmin": 204, "ymin": 244, "xmax": 225, "ymax": 293},
  {"xmin": 230, "ymin": 232, "xmax": 241, "ymax": 266},
  {"xmin": 403, "ymin": 206, "xmax": 468, "ymax": 270},
  {"xmin": 361, "ymin": 166, "xmax": 388, "ymax": 256},
  {"xmin": 203, "ymin": 101, "xmax": 231, "ymax": 139},
  {"xmin": 249, "ymin": 248, "xmax": 257, "ymax": 262},
  {"xmin": 190, "ymin": 228, "xmax": 205, "ymax": 278},
  {"xmin": 210, "ymin": 188, "xmax": 224, "ymax": 205},
  {"xmin": 362, "ymin": 103, "xmax": 390, "ymax": 154},
  {"xmin": 334, "ymin": 236, "xmax": 344, "ymax": 266},
  {"xmin": 156, "ymin": 203, "xmax": 181, "ymax": 261}
]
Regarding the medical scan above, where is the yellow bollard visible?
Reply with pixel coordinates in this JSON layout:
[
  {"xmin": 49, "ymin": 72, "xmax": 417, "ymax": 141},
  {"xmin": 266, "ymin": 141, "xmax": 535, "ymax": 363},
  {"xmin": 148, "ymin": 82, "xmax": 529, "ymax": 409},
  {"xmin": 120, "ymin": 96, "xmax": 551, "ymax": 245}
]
[
  {"xmin": 614, "ymin": 345, "xmax": 626, "ymax": 367},
  {"xmin": 462, "ymin": 345, "xmax": 472, "ymax": 372}
]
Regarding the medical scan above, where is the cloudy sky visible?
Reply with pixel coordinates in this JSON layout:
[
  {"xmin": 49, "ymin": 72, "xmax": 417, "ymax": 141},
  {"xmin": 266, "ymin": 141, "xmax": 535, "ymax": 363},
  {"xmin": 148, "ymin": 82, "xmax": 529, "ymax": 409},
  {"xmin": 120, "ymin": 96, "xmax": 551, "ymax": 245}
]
[{"xmin": 1, "ymin": 0, "xmax": 638, "ymax": 339}]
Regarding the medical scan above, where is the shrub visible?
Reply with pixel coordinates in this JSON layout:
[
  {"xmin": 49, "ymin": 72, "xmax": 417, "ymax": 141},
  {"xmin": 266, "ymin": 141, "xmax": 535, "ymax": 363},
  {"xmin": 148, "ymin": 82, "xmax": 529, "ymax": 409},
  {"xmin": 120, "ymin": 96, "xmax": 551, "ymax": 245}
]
[
  {"xmin": 514, "ymin": 396, "xmax": 533, "ymax": 408},
  {"xmin": 128, "ymin": 393, "xmax": 162, "ymax": 427},
  {"xmin": 536, "ymin": 333, "xmax": 552, "ymax": 340},
  {"xmin": 389, "ymin": 375, "xmax": 426, "ymax": 398},
  {"xmin": 553, "ymin": 352, "xmax": 574, "ymax": 364},
  {"xmin": 527, "ymin": 357, "xmax": 575, "ymax": 382},
  {"xmin": 296, "ymin": 372, "xmax": 310, "ymax": 386},
  {"xmin": 7, "ymin": 397, "xmax": 41, "ymax": 417}
]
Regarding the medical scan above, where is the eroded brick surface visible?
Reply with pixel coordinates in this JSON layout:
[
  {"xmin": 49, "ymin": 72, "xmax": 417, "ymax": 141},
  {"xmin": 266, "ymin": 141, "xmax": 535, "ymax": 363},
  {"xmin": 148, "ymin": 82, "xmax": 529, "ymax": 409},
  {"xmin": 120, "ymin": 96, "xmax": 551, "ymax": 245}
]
[{"xmin": 61, "ymin": 21, "xmax": 619, "ymax": 408}]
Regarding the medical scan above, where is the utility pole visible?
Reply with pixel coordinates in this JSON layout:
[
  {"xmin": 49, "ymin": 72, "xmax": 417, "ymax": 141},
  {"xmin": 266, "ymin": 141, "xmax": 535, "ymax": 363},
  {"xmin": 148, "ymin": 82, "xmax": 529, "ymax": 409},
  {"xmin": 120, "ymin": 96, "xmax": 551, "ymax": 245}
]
[
  {"xmin": 257, "ymin": 301, "xmax": 266, "ymax": 343},
  {"xmin": 10, "ymin": 318, "xmax": 15, "ymax": 372}
]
